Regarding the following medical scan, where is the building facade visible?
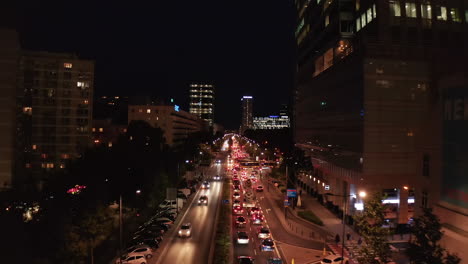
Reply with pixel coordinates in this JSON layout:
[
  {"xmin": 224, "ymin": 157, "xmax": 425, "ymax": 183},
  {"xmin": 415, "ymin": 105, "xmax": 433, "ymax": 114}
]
[
  {"xmin": 128, "ymin": 105, "xmax": 207, "ymax": 146},
  {"xmin": 0, "ymin": 29, "xmax": 20, "ymax": 189},
  {"xmin": 241, "ymin": 96, "xmax": 253, "ymax": 133},
  {"xmin": 16, "ymin": 51, "xmax": 94, "ymax": 183},
  {"xmin": 189, "ymin": 83, "xmax": 215, "ymax": 126},
  {"xmin": 253, "ymin": 116, "xmax": 290, "ymax": 130},
  {"xmin": 294, "ymin": 0, "xmax": 468, "ymax": 231}
]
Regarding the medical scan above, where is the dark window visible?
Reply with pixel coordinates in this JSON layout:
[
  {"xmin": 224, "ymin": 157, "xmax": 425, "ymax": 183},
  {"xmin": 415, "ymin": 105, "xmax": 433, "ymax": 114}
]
[{"xmin": 422, "ymin": 154, "xmax": 430, "ymax": 178}]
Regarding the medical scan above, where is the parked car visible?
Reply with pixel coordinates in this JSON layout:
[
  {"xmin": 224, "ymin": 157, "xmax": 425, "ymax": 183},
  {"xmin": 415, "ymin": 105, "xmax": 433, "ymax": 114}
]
[
  {"xmin": 255, "ymin": 186, "xmax": 264, "ymax": 192},
  {"xmin": 124, "ymin": 245, "xmax": 153, "ymax": 259},
  {"xmin": 178, "ymin": 223, "xmax": 192, "ymax": 238},
  {"xmin": 115, "ymin": 254, "xmax": 147, "ymax": 264},
  {"xmin": 159, "ymin": 200, "xmax": 177, "ymax": 209},
  {"xmin": 267, "ymin": 258, "xmax": 283, "ymax": 264},
  {"xmin": 131, "ymin": 238, "xmax": 160, "ymax": 249},
  {"xmin": 320, "ymin": 255, "xmax": 349, "ymax": 264}
]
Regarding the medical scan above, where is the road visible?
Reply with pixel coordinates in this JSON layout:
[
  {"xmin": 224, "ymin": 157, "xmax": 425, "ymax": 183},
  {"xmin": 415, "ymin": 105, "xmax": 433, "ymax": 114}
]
[
  {"xmin": 231, "ymin": 170, "xmax": 282, "ymax": 264},
  {"xmin": 152, "ymin": 160, "xmax": 224, "ymax": 264}
]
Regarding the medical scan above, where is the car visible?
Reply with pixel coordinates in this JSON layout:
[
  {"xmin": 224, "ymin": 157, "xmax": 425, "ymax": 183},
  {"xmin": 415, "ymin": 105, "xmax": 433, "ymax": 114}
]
[
  {"xmin": 115, "ymin": 254, "xmax": 147, "ymax": 264},
  {"xmin": 267, "ymin": 258, "xmax": 283, "ymax": 264},
  {"xmin": 131, "ymin": 238, "xmax": 160, "ymax": 249},
  {"xmin": 248, "ymin": 207, "xmax": 260, "ymax": 216},
  {"xmin": 320, "ymin": 255, "xmax": 349, "ymax": 264},
  {"xmin": 236, "ymin": 216, "xmax": 247, "ymax": 228},
  {"xmin": 201, "ymin": 181, "xmax": 210, "ymax": 189},
  {"xmin": 124, "ymin": 245, "xmax": 153, "ymax": 259},
  {"xmin": 155, "ymin": 217, "xmax": 173, "ymax": 225},
  {"xmin": 198, "ymin": 195, "xmax": 209, "ymax": 205},
  {"xmin": 260, "ymin": 239, "xmax": 275, "ymax": 251},
  {"xmin": 233, "ymin": 199, "xmax": 242, "ymax": 207},
  {"xmin": 255, "ymin": 186, "xmax": 264, "ymax": 192},
  {"xmin": 233, "ymin": 192, "xmax": 241, "ymax": 199},
  {"xmin": 258, "ymin": 227, "xmax": 271, "ymax": 239},
  {"xmin": 238, "ymin": 256, "xmax": 254, "ymax": 264},
  {"xmin": 159, "ymin": 200, "xmax": 177, "ymax": 209},
  {"xmin": 178, "ymin": 223, "xmax": 192, "ymax": 238},
  {"xmin": 233, "ymin": 185, "xmax": 241, "ymax": 192},
  {"xmin": 135, "ymin": 228, "xmax": 164, "ymax": 237},
  {"xmin": 233, "ymin": 205, "xmax": 243, "ymax": 215},
  {"xmin": 213, "ymin": 175, "xmax": 221, "ymax": 180},
  {"xmin": 251, "ymin": 213, "xmax": 264, "ymax": 225},
  {"xmin": 237, "ymin": 231, "xmax": 249, "ymax": 244}
]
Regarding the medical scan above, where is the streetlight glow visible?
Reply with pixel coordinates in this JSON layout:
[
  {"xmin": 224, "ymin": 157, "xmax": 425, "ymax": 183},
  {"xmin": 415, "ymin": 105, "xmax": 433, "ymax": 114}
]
[{"xmin": 359, "ymin": 191, "xmax": 367, "ymax": 198}]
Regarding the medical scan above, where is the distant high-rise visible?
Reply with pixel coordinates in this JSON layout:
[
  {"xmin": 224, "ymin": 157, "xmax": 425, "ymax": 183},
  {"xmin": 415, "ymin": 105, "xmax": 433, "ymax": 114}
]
[
  {"xmin": 240, "ymin": 96, "xmax": 253, "ymax": 134},
  {"xmin": 16, "ymin": 51, "xmax": 94, "ymax": 180},
  {"xmin": 0, "ymin": 29, "xmax": 20, "ymax": 190},
  {"xmin": 189, "ymin": 83, "xmax": 214, "ymax": 126}
]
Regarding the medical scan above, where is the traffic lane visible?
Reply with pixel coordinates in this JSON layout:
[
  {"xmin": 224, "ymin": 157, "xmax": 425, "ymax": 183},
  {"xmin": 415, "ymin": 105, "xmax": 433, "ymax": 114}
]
[
  {"xmin": 154, "ymin": 181, "xmax": 222, "ymax": 264},
  {"xmin": 256, "ymin": 184, "xmax": 324, "ymax": 249}
]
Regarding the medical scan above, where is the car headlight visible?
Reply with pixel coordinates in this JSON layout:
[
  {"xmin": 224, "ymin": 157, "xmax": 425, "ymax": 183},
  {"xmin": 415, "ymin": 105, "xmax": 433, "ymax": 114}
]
[{"xmin": 178, "ymin": 230, "xmax": 182, "ymax": 234}]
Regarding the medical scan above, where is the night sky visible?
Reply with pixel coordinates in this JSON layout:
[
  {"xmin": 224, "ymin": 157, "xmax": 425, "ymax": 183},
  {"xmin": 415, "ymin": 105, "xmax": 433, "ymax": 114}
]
[{"xmin": 4, "ymin": 1, "xmax": 296, "ymax": 129}]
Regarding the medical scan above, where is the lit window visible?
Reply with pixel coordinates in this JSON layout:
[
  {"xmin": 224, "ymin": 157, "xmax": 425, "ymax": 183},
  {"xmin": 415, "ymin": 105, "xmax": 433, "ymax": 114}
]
[
  {"xmin": 41, "ymin": 153, "xmax": 47, "ymax": 159},
  {"xmin": 108, "ymin": 142, "xmax": 113, "ymax": 147},
  {"xmin": 64, "ymin": 63, "xmax": 73, "ymax": 69},
  {"xmin": 421, "ymin": 4, "xmax": 432, "ymax": 19},
  {"xmin": 60, "ymin": 164, "xmax": 66, "ymax": 169},
  {"xmin": 61, "ymin": 154, "xmax": 70, "ymax": 159},
  {"xmin": 147, "ymin": 109, "xmax": 151, "ymax": 113},
  {"xmin": 361, "ymin": 13, "xmax": 367, "ymax": 27},
  {"xmin": 32, "ymin": 144, "xmax": 37, "ymax": 150},
  {"xmin": 325, "ymin": 15, "xmax": 330, "ymax": 26},
  {"xmin": 356, "ymin": 18, "xmax": 361, "ymax": 31},
  {"xmin": 41, "ymin": 163, "xmax": 46, "ymax": 168},
  {"xmin": 99, "ymin": 128, "xmax": 104, "ymax": 132},
  {"xmin": 92, "ymin": 128, "xmax": 96, "ymax": 132},
  {"xmin": 389, "ymin": 1, "xmax": 401, "ymax": 17},
  {"xmin": 367, "ymin": 8, "xmax": 373, "ymax": 23},
  {"xmin": 77, "ymin": 81, "xmax": 84, "ymax": 87},
  {"xmin": 450, "ymin": 8, "xmax": 461, "ymax": 22},
  {"xmin": 405, "ymin": 3, "xmax": 417, "ymax": 18},
  {"xmin": 436, "ymin": 6, "xmax": 447, "ymax": 20},
  {"xmin": 83, "ymin": 100, "xmax": 89, "ymax": 104},
  {"xmin": 138, "ymin": 109, "xmax": 143, "ymax": 113},
  {"xmin": 25, "ymin": 163, "xmax": 31, "ymax": 168},
  {"xmin": 466, "ymin": 10, "xmax": 468, "ymax": 22},
  {"xmin": 373, "ymin": 4, "xmax": 376, "ymax": 18}
]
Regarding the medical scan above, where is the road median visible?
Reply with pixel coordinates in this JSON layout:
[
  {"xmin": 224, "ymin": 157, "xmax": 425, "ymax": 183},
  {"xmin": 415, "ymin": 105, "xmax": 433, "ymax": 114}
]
[{"xmin": 212, "ymin": 178, "xmax": 232, "ymax": 264}]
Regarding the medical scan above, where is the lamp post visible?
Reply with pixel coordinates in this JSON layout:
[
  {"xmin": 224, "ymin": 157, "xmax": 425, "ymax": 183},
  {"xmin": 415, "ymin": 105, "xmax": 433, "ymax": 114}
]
[{"xmin": 325, "ymin": 192, "xmax": 351, "ymax": 264}]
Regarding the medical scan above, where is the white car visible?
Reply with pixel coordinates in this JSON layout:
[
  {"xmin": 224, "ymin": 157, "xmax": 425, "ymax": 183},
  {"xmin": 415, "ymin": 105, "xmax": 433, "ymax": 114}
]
[
  {"xmin": 321, "ymin": 255, "xmax": 349, "ymax": 264},
  {"xmin": 159, "ymin": 200, "xmax": 177, "ymax": 209},
  {"xmin": 124, "ymin": 245, "xmax": 153, "ymax": 259},
  {"xmin": 178, "ymin": 223, "xmax": 192, "ymax": 238},
  {"xmin": 258, "ymin": 227, "xmax": 271, "ymax": 239},
  {"xmin": 237, "ymin": 231, "xmax": 249, "ymax": 244},
  {"xmin": 115, "ymin": 255, "xmax": 147, "ymax": 264}
]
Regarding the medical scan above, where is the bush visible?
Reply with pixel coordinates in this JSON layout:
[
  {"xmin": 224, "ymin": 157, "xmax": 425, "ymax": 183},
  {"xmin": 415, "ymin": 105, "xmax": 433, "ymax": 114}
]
[{"xmin": 298, "ymin": 210, "xmax": 323, "ymax": 226}]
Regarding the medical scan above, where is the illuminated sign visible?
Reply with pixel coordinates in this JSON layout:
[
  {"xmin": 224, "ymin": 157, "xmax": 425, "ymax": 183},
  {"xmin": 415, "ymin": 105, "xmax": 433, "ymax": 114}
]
[{"xmin": 174, "ymin": 105, "xmax": 180, "ymax": 112}]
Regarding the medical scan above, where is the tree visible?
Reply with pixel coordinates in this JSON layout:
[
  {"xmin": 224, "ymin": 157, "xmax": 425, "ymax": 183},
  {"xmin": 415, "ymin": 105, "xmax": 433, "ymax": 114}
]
[
  {"xmin": 354, "ymin": 192, "xmax": 392, "ymax": 264},
  {"xmin": 406, "ymin": 207, "xmax": 461, "ymax": 264},
  {"xmin": 64, "ymin": 206, "xmax": 114, "ymax": 264}
]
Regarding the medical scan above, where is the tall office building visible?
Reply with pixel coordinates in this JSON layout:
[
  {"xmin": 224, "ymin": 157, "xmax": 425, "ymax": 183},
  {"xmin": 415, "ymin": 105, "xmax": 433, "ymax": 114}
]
[
  {"xmin": 189, "ymin": 83, "xmax": 215, "ymax": 126},
  {"xmin": 240, "ymin": 96, "xmax": 253, "ymax": 134},
  {"xmin": 294, "ymin": 0, "xmax": 467, "ymax": 234},
  {"xmin": 16, "ymin": 51, "xmax": 94, "ymax": 182},
  {"xmin": 0, "ymin": 29, "xmax": 20, "ymax": 190}
]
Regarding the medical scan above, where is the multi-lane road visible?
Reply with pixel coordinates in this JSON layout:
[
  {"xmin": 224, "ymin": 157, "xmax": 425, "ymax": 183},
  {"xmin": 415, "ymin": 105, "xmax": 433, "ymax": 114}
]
[{"xmin": 152, "ymin": 161, "xmax": 223, "ymax": 264}]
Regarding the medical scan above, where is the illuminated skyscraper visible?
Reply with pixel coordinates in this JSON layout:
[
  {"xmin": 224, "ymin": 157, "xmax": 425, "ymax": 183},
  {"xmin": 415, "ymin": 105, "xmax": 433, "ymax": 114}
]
[
  {"xmin": 240, "ymin": 96, "xmax": 253, "ymax": 134},
  {"xmin": 189, "ymin": 83, "xmax": 214, "ymax": 126}
]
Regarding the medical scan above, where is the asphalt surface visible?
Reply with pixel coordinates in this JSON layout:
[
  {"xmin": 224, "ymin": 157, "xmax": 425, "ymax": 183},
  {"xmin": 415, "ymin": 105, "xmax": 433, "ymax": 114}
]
[{"xmin": 152, "ymin": 162, "xmax": 223, "ymax": 264}]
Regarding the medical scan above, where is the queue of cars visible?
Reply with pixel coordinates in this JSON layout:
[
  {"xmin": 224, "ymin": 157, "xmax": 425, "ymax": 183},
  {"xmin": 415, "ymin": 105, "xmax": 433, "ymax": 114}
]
[{"xmin": 231, "ymin": 163, "xmax": 282, "ymax": 264}]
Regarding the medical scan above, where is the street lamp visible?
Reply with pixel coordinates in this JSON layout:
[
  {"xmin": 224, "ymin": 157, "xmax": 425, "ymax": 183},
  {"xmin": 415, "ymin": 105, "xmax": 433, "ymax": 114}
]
[{"xmin": 325, "ymin": 192, "xmax": 353, "ymax": 264}]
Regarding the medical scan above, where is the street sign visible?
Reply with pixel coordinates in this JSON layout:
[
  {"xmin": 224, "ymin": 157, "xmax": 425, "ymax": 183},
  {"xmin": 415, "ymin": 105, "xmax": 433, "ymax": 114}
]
[
  {"xmin": 324, "ymin": 185, "xmax": 330, "ymax": 191},
  {"xmin": 287, "ymin": 189, "xmax": 297, "ymax": 198}
]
